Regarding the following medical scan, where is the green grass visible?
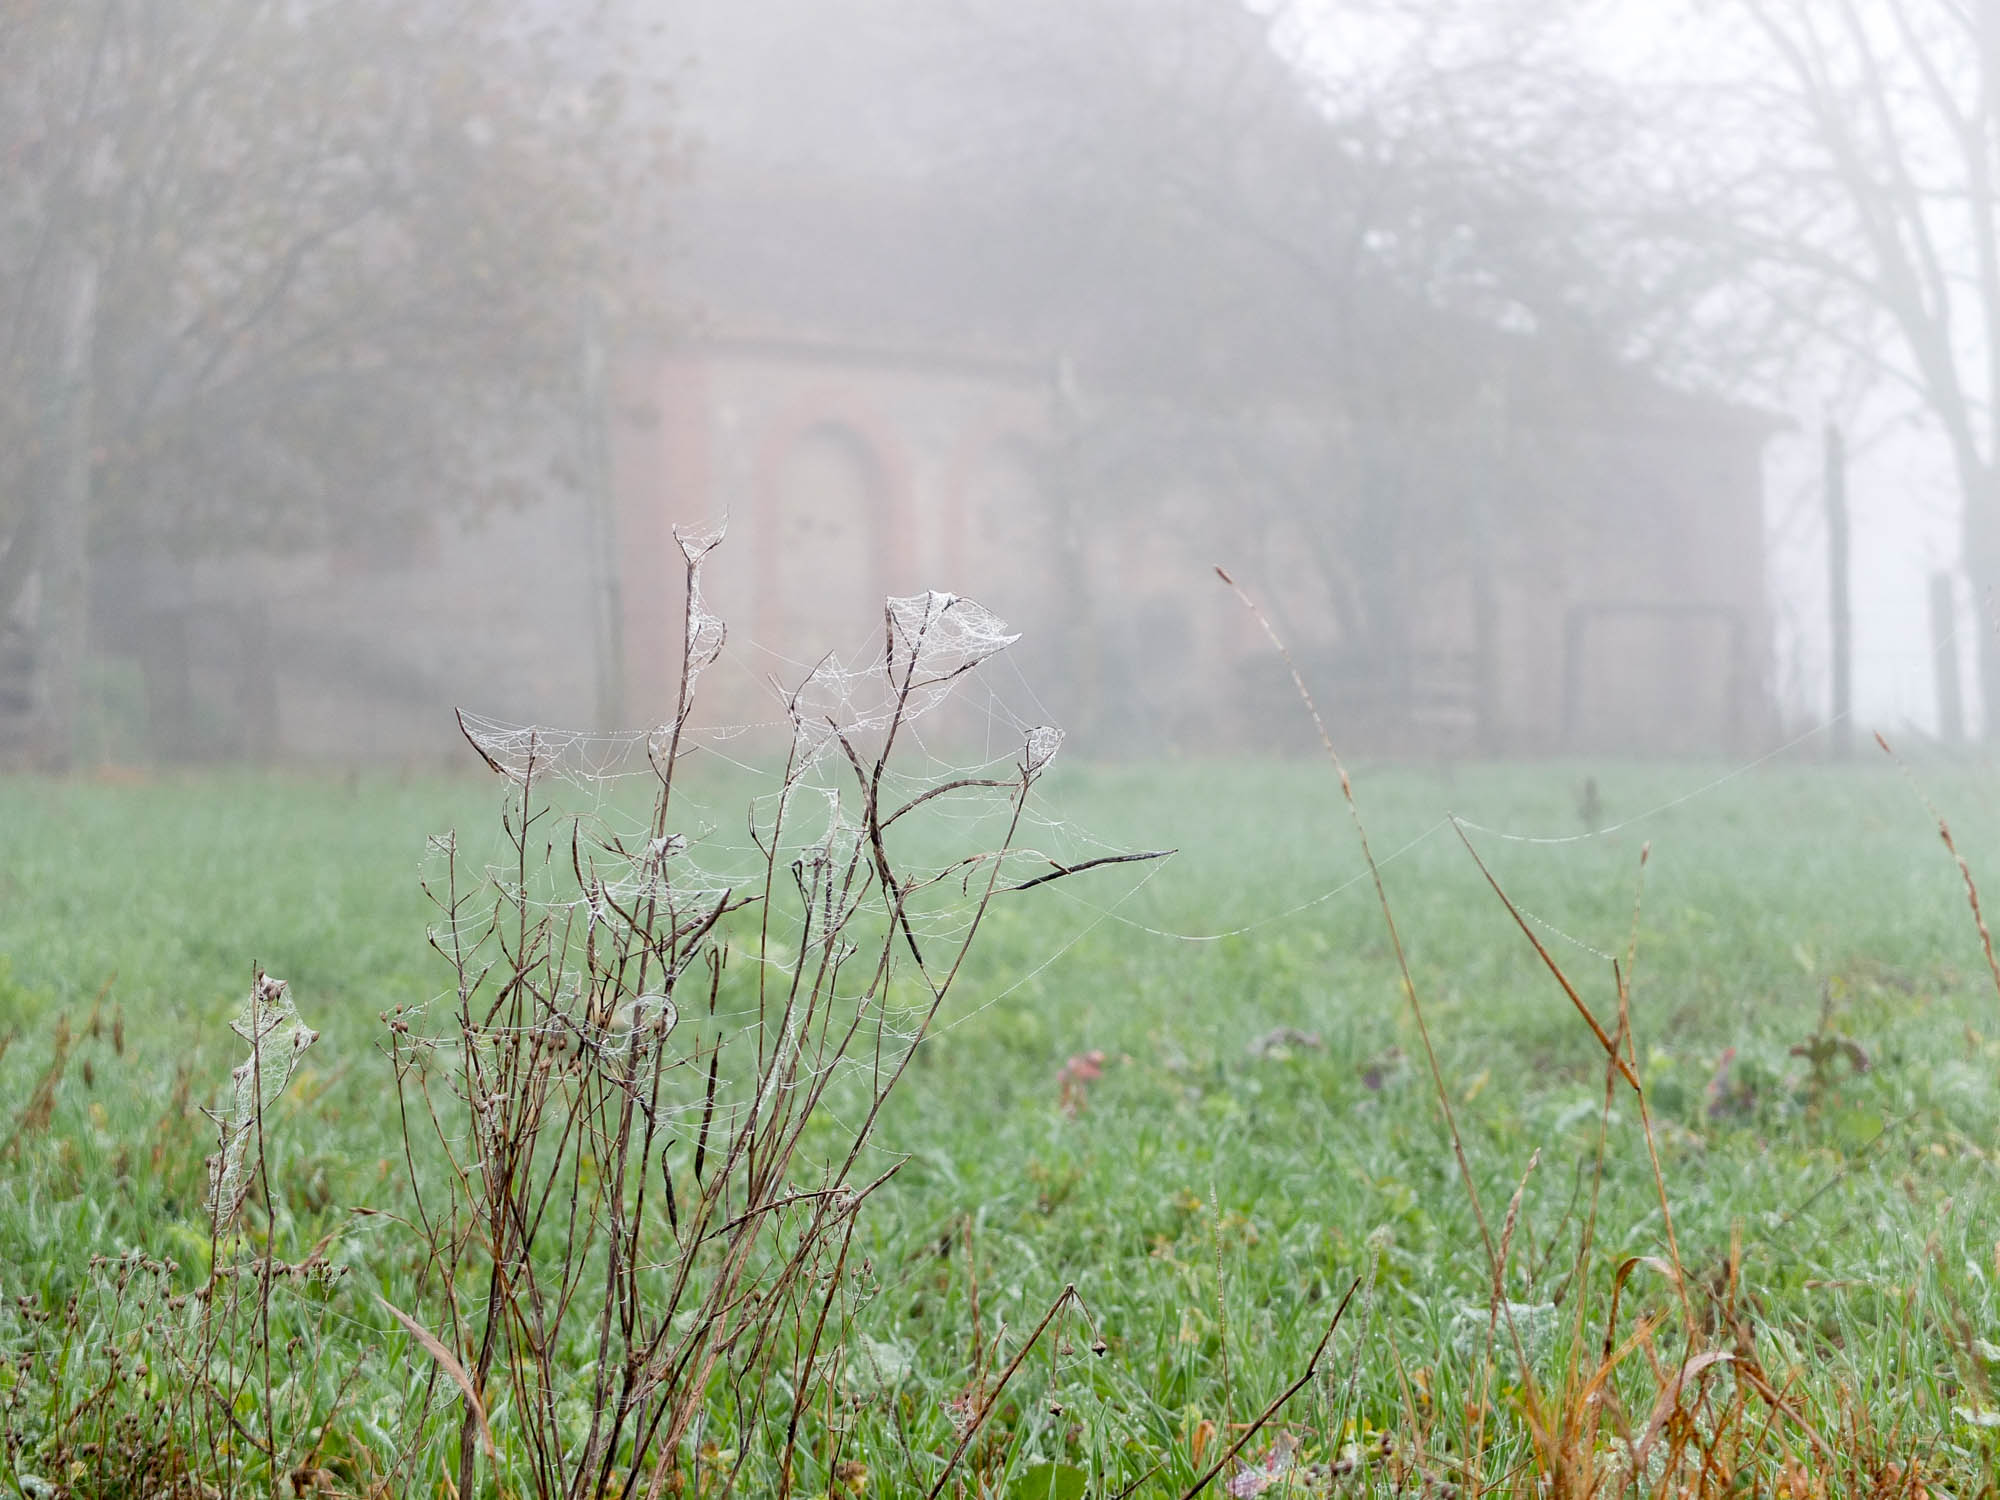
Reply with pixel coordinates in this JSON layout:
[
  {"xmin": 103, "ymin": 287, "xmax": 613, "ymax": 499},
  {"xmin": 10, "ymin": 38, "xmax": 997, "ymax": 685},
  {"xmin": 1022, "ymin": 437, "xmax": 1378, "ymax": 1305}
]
[{"xmin": 3, "ymin": 755, "xmax": 2000, "ymax": 1494}]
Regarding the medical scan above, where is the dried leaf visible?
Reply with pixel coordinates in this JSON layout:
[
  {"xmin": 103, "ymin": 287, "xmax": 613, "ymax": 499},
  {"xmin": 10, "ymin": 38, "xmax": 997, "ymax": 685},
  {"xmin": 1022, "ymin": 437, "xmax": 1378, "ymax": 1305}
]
[{"xmin": 377, "ymin": 1294, "xmax": 497, "ymax": 1458}]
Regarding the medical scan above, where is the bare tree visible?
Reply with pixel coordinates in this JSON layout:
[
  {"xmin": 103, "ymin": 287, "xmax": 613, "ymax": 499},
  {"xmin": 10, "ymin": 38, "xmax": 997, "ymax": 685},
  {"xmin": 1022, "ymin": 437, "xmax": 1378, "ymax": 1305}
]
[
  {"xmin": 0, "ymin": 0, "xmax": 675, "ymax": 765},
  {"xmin": 1656, "ymin": 0, "xmax": 2000, "ymax": 727},
  {"xmin": 912, "ymin": 0, "xmax": 1671, "ymax": 729}
]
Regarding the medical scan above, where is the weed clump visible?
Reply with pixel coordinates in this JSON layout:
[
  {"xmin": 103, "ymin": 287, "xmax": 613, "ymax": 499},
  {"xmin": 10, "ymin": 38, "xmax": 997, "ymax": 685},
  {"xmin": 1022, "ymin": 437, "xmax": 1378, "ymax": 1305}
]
[
  {"xmin": 381, "ymin": 540, "xmax": 1121, "ymax": 1498},
  {"xmin": 3, "ymin": 534, "xmax": 1153, "ymax": 1497}
]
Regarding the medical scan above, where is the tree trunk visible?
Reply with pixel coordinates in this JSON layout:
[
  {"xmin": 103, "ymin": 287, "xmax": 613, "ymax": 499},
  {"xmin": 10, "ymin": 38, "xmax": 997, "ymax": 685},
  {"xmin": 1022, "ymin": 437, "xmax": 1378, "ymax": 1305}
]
[
  {"xmin": 1824, "ymin": 423, "xmax": 1852, "ymax": 758},
  {"xmin": 34, "ymin": 248, "xmax": 96, "ymax": 772},
  {"xmin": 580, "ymin": 288, "xmax": 625, "ymax": 730},
  {"xmin": 1046, "ymin": 361, "xmax": 1101, "ymax": 741},
  {"xmin": 0, "ymin": 505, "xmax": 41, "ymax": 623},
  {"xmin": 1931, "ymin": 571, "xmax": 1965, "ymax": 744},
  {"xmin": 1965, "ymin": 470, "xmax": 2000, "ymax": 742}
]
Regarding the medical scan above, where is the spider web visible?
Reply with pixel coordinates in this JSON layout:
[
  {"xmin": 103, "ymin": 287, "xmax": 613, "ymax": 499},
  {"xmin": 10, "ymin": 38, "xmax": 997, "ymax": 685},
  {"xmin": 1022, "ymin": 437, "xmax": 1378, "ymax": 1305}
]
[
  {"xmin": 205, "ymin": 972, "xmax": 318, "ymax": 1233},
  {"xmin": 422, "ymin": 530, "xmax": 1160, "ymax": 1160}
]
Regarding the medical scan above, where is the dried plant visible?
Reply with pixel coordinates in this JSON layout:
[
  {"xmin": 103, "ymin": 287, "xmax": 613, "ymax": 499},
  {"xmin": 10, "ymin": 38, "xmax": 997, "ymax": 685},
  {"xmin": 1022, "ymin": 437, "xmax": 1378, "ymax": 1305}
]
[
  {"xmin": 380, "ymin": 529, "xmax": 1154, "ymax": 1499},
  {"xmin": 3, "ymin": 970, "xmax": 354, "ymax": 1500},
  {"xmin": 1217, "ymin": 565, "xmax": 1935, "ymax": 1497}
]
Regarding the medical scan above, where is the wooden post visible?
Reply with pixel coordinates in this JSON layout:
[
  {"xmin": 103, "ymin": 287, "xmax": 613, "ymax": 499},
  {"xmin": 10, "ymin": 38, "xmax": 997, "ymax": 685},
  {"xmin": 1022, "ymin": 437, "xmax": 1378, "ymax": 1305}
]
[
  {"xmin": 1932, "ymin": 571, "xmax": 1965, "ymax": 743},
  {"xmin": 1825, "ymin": 423, "xmax": 1852, "ymax": 757}
]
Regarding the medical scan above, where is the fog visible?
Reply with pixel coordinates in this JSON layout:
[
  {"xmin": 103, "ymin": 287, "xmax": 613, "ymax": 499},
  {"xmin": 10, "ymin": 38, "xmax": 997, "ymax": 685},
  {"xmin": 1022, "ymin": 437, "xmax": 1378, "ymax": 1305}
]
[{"xmin": 4, "ymin": 0, "xmax": 1992, "ymax": 768}]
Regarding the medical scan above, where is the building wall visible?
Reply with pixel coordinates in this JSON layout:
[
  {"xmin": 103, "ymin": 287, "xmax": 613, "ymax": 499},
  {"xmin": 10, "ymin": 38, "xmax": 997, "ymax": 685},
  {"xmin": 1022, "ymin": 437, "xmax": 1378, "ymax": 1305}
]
[
  {"xmin": 610, "ymin": 343, "xmax": 1061, "ymax": 738},
  {"xmin": 96, "ymin": 489, "xmax": 609, "ymax": 762},
  {"xmin": 608, "ymin": 343, "xmax": 1774, "ymax": 761},
  {"xmin": 269, "ymin": 494, "xmax": 609, "ymax": 759}
]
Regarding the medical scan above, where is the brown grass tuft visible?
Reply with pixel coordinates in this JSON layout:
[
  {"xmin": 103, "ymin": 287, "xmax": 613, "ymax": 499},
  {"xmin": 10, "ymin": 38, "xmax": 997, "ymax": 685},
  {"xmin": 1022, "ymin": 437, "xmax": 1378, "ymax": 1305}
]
[{"xmin": 7, "ymin": 1012, "xmax": 70, "ymax": 1147}]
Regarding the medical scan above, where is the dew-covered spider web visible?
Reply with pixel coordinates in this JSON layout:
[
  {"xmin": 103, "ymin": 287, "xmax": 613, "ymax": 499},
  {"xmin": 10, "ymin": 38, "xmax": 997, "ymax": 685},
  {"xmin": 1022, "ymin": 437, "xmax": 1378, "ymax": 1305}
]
[
  {"xmin": 205, "ymin": 972, "xmax": 318, "ymax": 1234},
  {"xmin": 417, "ymin": 524, "xmax": 1171, "ymax": 1168}
]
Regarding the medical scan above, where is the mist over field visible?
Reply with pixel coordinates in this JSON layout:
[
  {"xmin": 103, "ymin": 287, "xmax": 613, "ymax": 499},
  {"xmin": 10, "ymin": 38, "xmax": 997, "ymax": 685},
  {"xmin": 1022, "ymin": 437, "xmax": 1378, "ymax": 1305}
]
[
  {"xmin": 5, "ymin": 0, "xmax": 1995, "ymax": 767},
  {"xmin": 6, "ymin": 5, "xmax": 2000, "ymax": 1497}
]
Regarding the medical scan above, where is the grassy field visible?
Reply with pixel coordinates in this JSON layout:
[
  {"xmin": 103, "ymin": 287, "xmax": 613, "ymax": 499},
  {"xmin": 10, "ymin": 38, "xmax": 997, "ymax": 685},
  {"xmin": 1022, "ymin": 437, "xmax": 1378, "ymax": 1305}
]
[{"xmin": 3, "ymin": 751, "xmax": 1999, "ymax": 1495}]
